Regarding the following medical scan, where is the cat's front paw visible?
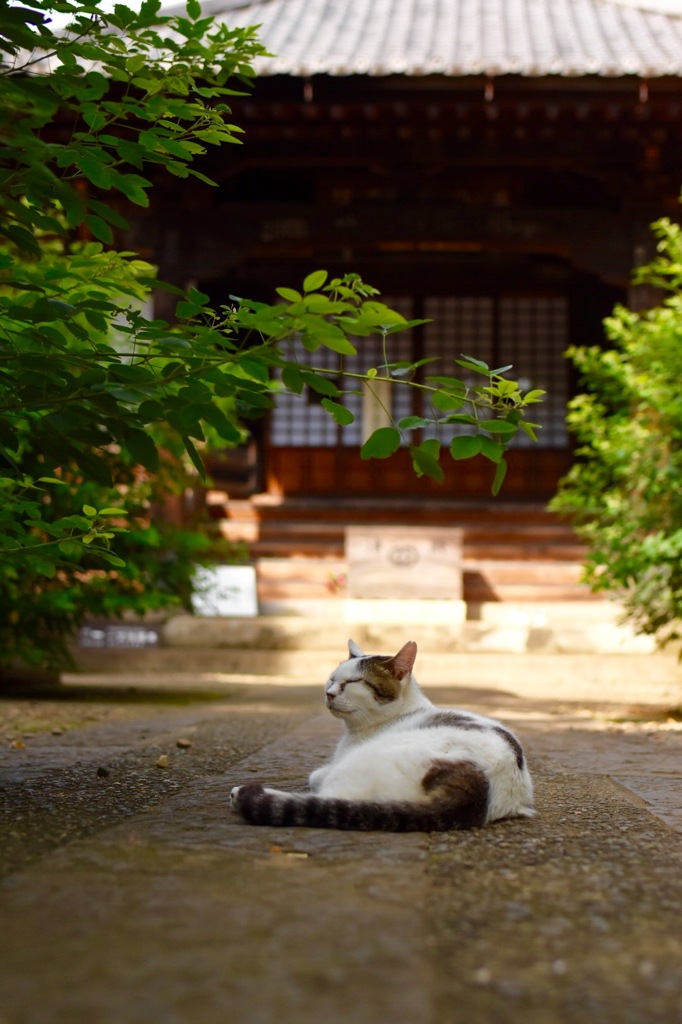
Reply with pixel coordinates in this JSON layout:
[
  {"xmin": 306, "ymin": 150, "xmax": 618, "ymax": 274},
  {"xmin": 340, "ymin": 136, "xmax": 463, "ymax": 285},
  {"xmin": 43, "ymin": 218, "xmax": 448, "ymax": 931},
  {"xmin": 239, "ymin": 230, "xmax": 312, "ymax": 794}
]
[{"xmin": 308, "ymin": 765, "xmax": 329, "ymax": 793}]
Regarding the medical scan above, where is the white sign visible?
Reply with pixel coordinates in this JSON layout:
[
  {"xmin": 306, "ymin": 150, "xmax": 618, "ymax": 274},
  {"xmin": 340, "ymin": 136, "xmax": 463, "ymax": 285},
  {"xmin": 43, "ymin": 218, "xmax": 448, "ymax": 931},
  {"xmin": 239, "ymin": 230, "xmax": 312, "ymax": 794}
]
[{"xmin": 191, "ymin": 565, "xmax": 259, "ymax": 617}]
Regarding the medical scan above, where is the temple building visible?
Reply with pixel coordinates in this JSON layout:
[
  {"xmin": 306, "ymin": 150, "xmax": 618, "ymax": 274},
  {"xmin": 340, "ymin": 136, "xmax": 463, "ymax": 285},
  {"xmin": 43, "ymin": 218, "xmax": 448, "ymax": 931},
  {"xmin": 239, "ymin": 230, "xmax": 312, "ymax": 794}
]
[{"xmin": 137, "ymin": 0, "xmax": 682, "ymax": 607}]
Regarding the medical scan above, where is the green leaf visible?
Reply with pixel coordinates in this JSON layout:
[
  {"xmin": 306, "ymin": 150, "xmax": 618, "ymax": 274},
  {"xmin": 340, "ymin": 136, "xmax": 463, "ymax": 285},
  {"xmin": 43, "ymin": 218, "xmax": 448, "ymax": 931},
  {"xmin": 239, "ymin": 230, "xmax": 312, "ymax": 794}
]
[
  {"xmin": 33, "ymin": 560, "xmax": 56, "ymax": 579},
  {"xmin": 519, "ymin": 421, "xmax": 541, "ymax": 442},
  {"xmin": 274, "ymin": 286, "xmax": 301, "ymax": 301},
  {"xmin": 523, "ymin": 389, "xmax": 547, "ymax": 404},
  {"xmin": 410, "ymin": 440, "xmax": 444, "ymax": 482},
  {"xmin": 478, "ymin": 437, "xmax": 505, "ymax": 463},
  {"xmin": 398, "ymin": 416, "xmax": 431, "ymax": 430},
  {"xmin": 58, "ymin": 540, "xmax": 86, "ymax": 560},
  {"xmin": 281, "ymin": 365, "xmax": 304, "ymax": 394},
  {"xmin": 126, "ymin": 54, "xmax": 147, "ymax": 74},
  {"xmin": 440, "ymin": 414, "xmax": 478, "ymax": 426},
  {"xmin": 361, "ymin": 427, "xmax": 401, "ymax": 460},
  {"xmin": 85, "ymin": 214, "xmax": 114, "ymax": 244},
  {"xmin": 92, "ymin": 549, "xmax": 127, "ymax": 568},
  {"xmin": 138, "ymin": 400, "xmax": 165, "ymax": 421},
  {"xmin": 76, "ymin": 151, "xmax": 114, "ymax": 189},
  {"xmin": 432, "ymin": 391, "xmax": 466, "ymax": 412},
  {"xmin": 450, "ymin": 435, "xmax": 483, "ymax": 461},
  {"xmin": 73, "ymin": 449, "xmax": 113, "ymax": 486},
  {"xmin": 83, "ymin": 505, "xmax": 98, "ymax": 517},
  {"xmin": 176, "ymin": 300, "xmax": 202, "ymax": 318},
  {"xmin": 358, "ymin": 301, "xmax": 407, "ymax": 327},
  {"xmin": 455, "ymin": 355, "xmax": 490, "ymax": 373},
  {"xmin": 303, "ymin": 270, "xmax": 328, "ymax": 293},
  {"xmin": 425, "ymin": 376, "xmax": 466, "ymax": 389},
  {"xmin": 491, "ymin": 457, "xmax": 508, "ymax": 496},
  {"xmin": 166, "ymin": 161, "xmax": 190, "ymax": 179},
  {"xmin": 321, "ymin": 399, "xmax": 355, "ymax": 426},
  {"xmin": 182, "ymin": 435, "xmax": 206, "ymax": 480},
  {"xmin": 82, "ymin": 104, "xmax": 108, "ymax": 131},
  {"xmin": 299, "ymin": 317, "xmax": 357, "ymax": 355},
  {"xmin": 114, "ymin": 173, "xmax": 151, "ymax": 206},
  {"xmin": 478, "ymin": 419, "xmax": 518, "ymax": 436},
  {"xmin": 188, "ymin": 287, "xmax": 210, "ymax": 306},
  {"xmin": 200, "ymin": 404, "xmax": 242, "ymax": 442},
  {"xmin": 300, "ymin": 371, "xmax": 340, "ymax": 397},
  {"xmin": 385, "ymin": 318, "xmax": 431, "ymax": 333},
  {"xmin": 140, "ymin": 0, "xmax": 163, "ymax": 20},
  {"xmin": 168, "ymin": 404, "xmax": 206, "ymax": 441},
  {"xmin": 188, "ymin": 168, "xmax": 219, "ymax": 186},
  {"xmin": 125, "ymin": 428, "xmax": 159, "ymax": 471},
  {"xmin": 33, "ymin": 297, "xmax": 76, "ymax": 321},
  {"xmin": 3, "ymin": 224, "xmax": 41, "ymax": 256}
]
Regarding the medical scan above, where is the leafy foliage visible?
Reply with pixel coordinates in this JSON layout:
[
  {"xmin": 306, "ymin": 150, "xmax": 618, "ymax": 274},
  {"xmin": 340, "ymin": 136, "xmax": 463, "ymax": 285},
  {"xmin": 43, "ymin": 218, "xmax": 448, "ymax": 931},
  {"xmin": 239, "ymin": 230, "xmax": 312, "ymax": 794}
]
[
  {"xmin": 0, "ymin": 0, "xmax": 262, "ymax": 251},
  {"xmin": 0, "ymin": 0, "xmax": 546, "ymax": 676},
  {"xmin": 354, "ymin": 353, "xmax": 543, "ymax": 492},
  {"xmin": 551, "ymin": 214, "xmax": 682, "ymax": 649},
  {"xmin": 0, "ymin": 452, "xmax": 213, "ymax": 672}
]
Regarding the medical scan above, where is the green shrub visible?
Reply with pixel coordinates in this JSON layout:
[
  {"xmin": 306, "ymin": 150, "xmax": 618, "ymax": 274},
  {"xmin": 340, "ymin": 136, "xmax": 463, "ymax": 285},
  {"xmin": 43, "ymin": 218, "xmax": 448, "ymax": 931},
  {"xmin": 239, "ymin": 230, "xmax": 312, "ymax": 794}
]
[{"xmin": 551, "ymin": 214, "xmax": 682, "ymax": 649}]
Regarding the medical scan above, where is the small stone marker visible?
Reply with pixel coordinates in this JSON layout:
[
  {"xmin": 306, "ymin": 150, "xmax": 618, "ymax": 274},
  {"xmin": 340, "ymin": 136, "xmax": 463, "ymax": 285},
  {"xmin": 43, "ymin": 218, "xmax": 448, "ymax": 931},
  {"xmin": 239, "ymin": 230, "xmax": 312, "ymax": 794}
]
[
  {"xmin": 78, "ymin": 623, "xmax": 161, "ymax": 649},
  {"xmin": 345, "ymin": 526, "xmax": 463, "ymax": 600}
]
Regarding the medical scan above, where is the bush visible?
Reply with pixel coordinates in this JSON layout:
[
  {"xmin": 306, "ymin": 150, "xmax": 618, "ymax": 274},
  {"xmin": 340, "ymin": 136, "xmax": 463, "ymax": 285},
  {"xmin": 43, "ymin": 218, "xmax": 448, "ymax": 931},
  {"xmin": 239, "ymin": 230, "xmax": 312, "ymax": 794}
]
[{"xmin": 551, "ymin": 213, "xmax": 682, "ymax": 649}]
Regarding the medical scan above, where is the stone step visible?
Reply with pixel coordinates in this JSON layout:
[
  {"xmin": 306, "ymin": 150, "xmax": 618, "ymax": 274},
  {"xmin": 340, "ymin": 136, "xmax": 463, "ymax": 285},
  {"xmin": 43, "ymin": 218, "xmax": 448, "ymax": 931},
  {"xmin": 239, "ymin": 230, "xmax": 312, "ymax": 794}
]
[
  {"xmin": 243, "ymin": 520, "xmax": 580, "ymax": 541},
  {"xmin": 219, "ymin": 529, "xmax": 586, "ymax": 563},
  {"xmin": 239, "ymin": 496, "xmax": 564, "ymax": 524},
  {"xmin": 251, "ymin": 556, "xmax": 595, "ymax": 604},
  {"xmin": 70, "ymin": 608, "xmax": 670, "ymax": 687},
  {"xmin": 67, "ymin": 646, "xmax": 680, "ymax": 705},
  {"xmin": 219, "ymin": 503, "xmax": 577, "ymax": 537}
]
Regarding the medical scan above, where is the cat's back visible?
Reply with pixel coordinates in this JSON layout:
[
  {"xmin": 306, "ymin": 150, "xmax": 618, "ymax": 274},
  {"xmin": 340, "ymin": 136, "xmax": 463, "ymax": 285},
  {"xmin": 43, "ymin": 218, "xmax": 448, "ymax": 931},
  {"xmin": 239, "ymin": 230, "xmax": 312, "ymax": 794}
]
[
  {"xmin": 380, "ymin": 705, "xmax": 526, "ymax": 770},
  {"xmin": 393, "ymin": 708, "xmax": 516, "ymax": 749}
]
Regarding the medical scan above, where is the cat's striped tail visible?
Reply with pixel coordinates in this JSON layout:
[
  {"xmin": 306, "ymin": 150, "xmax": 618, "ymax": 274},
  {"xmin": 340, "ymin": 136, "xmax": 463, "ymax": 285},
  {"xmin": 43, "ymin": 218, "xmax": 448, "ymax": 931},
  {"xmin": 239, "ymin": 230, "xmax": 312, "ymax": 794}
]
[{"xmin": 231, "ymin": 768, "xmax": 490, "ymax": 832}]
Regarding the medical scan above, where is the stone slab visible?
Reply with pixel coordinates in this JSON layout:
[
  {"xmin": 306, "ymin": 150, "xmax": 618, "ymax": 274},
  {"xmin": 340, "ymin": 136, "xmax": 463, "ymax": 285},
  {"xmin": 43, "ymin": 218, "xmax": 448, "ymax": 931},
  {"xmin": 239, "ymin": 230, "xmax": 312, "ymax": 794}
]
[{"xmin": 346, "ymin": 525, "xmax": 463, "ymax": 600}]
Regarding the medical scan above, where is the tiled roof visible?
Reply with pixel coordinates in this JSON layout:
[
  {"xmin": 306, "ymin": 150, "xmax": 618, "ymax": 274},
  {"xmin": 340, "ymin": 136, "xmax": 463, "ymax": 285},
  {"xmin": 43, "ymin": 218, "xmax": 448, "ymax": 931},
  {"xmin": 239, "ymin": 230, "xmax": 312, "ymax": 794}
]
[{"xmin": 193, "ymin": 0, "xmax": 682, "ymax": 77}]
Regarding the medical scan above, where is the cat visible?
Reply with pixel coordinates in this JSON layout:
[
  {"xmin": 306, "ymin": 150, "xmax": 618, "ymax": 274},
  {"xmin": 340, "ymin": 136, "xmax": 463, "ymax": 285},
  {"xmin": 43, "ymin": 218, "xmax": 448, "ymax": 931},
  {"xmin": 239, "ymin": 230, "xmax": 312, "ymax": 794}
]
[{"xmin": 230, "ymin": 639, "xmax": 534, "ymax": 832}]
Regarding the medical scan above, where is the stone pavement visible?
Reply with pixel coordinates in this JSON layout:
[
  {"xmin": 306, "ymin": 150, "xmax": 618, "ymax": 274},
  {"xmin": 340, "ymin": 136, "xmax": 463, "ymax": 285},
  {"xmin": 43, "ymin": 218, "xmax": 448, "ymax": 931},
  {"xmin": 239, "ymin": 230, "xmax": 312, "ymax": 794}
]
[{"xmin": 1, "ymin": 665, "xmax": 681, "ymax": 1024}]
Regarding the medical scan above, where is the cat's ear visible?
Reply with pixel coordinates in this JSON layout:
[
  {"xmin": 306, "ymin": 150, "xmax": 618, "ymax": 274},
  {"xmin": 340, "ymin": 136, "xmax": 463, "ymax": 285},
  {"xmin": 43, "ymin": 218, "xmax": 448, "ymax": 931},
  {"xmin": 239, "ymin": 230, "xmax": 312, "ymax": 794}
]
[
  {"xmin": 388, "ymin": 641, "xmax": 417, "ymax": 679},
  {"xmin": 348, "ymin": 639, "xmax": 365, "ymax": 659}
]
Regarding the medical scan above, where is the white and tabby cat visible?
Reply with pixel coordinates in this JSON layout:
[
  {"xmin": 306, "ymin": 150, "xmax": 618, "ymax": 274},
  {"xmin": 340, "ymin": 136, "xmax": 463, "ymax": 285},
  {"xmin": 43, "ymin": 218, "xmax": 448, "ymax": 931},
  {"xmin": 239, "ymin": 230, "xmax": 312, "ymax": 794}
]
[{"xmin": 230, "ymin": 639, "xmax": 534, "ymax": 831}]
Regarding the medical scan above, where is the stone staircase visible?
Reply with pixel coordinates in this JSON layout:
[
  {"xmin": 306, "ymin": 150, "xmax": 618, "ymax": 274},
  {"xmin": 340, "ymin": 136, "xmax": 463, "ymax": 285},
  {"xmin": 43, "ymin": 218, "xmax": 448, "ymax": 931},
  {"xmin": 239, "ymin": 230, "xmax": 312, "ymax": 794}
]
[
  {"xmin": 70, "ymin": 492, "xmax": 675, "ymax": 678},
  {"xmin": 65, "ymin": 501, "xmax": 678, "ymax": 689},
  {"xmin": 210, "ymin": 496, "xmax": 596, "ymax": 607}
]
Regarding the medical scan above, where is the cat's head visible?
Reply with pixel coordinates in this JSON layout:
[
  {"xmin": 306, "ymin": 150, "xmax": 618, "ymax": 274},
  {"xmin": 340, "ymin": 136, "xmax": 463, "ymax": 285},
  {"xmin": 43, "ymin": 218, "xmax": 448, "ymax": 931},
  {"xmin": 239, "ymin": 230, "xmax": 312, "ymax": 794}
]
[{"xmin": 324, "ymin": 640, "xmax": 418, "ymax": 725}]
